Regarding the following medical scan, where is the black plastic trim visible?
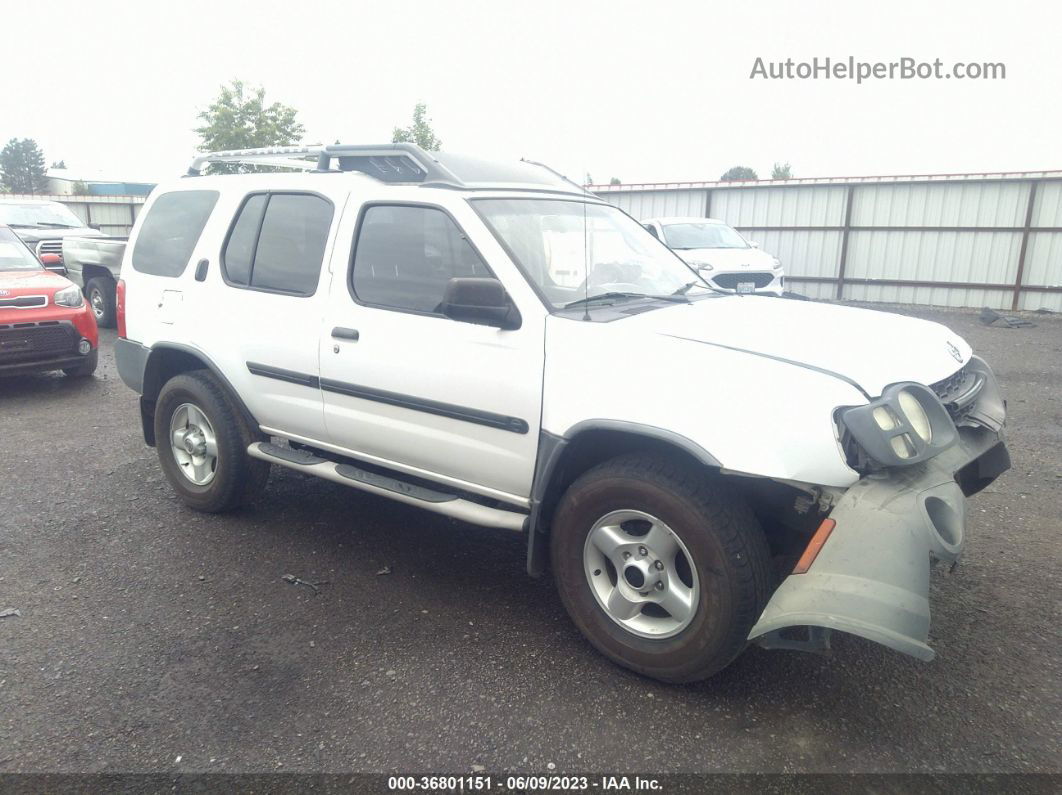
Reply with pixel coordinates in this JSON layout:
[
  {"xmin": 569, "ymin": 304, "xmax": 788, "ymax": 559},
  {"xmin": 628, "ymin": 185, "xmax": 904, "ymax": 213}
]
[
  {"xmin": 335, "ymin": 463, "xmax": 458, "ymax": 503},
  {"xmin": 258, "ymin": 441, "xmax": 324, "ymax": 466},
  {"xmin": 319, "ymin": 377, "xmax": 529, "ymax": 434},
  {"xmin": 114, "ymin": 338, "xmax": 150, "ymax": 394},
  {"xmin": 247, "ymin": 361, "xmax": 320, "ymax": 388}
]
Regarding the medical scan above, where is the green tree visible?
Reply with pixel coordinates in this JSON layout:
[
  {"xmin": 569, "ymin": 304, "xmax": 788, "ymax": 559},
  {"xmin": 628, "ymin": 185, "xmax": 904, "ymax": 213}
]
[
  {"xmin": 194, "ymin": 79, "xmax": 305, "ymax": 174},
  {"xmin": 392, "ymin": 103, "xmax": 442, "ymax": 151},
  {"xmin": 51, "ymin": 160, "xmax": 67, "ymax": 169},
  {"xmin": 720, "ymin": 166, "xmax": 758, "ymax": 182},
  {"xmin": 71, "ymin": 180, "xmax": 90, "ymax": 195},
  {"xmin": 1, "ymin": 138, "xmax": 49, "ymax": 193},
  {"xmin": 609, "ymin": 177, "xmax": 622, "ymax": 185},
  {"xmin": 771, "ymin": 161, "xmax": 793, "ymax": 179}
]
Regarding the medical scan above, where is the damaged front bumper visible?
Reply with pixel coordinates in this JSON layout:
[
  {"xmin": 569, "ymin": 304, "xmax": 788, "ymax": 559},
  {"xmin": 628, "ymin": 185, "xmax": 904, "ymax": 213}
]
[{"xmin": 749, "ymin": 378, "xmax": 1010, "ymax": 661}]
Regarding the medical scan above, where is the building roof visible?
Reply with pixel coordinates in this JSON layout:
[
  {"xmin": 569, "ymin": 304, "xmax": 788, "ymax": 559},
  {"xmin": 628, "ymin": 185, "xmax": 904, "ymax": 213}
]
[{"xmin": 589, "ymin": 168, "xmax": 1062, "ymax": 192}]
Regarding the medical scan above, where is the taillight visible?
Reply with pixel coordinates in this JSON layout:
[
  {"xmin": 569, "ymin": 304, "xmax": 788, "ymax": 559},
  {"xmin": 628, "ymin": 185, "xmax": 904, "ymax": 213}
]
[{"xmin": 116, "ymin": 278, "xmax": 127, "ymax": 338}]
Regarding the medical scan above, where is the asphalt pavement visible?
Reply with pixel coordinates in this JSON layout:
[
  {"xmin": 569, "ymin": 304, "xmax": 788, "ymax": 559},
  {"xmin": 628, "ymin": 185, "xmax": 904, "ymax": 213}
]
[{"xmin": 0, "ymin": 305, "xmax": 1059, "ymax": 776}]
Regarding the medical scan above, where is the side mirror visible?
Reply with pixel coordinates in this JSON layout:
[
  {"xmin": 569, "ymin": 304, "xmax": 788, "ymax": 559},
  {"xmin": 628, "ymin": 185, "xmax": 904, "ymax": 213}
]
[
  {"xmin": 39, "ymin": 252, "xmax": 66, "ymax": 275},
  {"xmin": 438, "ymin": 277, "xmax": 521, "ymax": 330}
]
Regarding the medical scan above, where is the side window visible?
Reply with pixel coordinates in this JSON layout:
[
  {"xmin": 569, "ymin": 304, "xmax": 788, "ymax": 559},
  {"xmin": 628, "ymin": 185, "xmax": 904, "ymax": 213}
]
[
  {"xmin": 132, "ymin": 190, "xmax": 219, "ymax": 277},
  {"xmin": 351, "ymin": 205, "xmax": 490, "ymax": 314},
  {"xmin": 221, "ymin": 192, "xmax": 333, "ymax": 295},
  {"xmin": 644, "ymin": 223, "xmax": 659, "ymax": 239}
]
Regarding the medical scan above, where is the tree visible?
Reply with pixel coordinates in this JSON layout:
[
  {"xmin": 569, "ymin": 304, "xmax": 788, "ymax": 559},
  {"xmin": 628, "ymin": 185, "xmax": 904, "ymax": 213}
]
[
  {"xmin": 609, "ymin": 177, "xmax": 622, "ymax": 185},
  {"xmin": 194, "ymin": 79, "xmax": 305, "ymax": 173},
  {"xmin": 771, "ymin": 161, "xmax": 793, "ymax": 179},
  {"xmin": 51, "ymin": 160, "xmax": 67, "ymax": 169},
  {"xmin": 391, "ymin": 103, "xmax": 442, "ymax": 151},
  {"xmin": 1, "ymin": 138, "xmax": 50, "ymax": 194},
  {"xmin": 71, "ymin": 180, "xmax": 90, "ymax": 195},
  {"xmin": 720, "ymin": 166, "xmax": 758, "ymax": 182}
]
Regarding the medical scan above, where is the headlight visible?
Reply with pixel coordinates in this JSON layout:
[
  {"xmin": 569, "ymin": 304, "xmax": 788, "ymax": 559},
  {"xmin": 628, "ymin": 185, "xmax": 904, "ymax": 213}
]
[
  {"xmin": 53, "ymin": 284, "xmax": 84, "ymax": 308},
  {"xmin": 839, "ymin": 383, "xmax": 957, "ymax": 467},
  {"xmin": 772, "ymin": 257, "xmax": 782, "ymax": 269},
  {"xmin": 689, "ymin": 261, "xmax": 713, "ymax": 271}
]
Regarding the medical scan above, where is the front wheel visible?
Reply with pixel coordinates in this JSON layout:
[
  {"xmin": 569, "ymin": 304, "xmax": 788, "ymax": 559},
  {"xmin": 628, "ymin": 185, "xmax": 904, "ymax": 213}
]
[
  {"xmin": 550, "ymin": 454, "xmax": 773, "ymax": 683},
  {"xmin": 154, "ymin": 370, "xmax": 269, "ymax": 512}
]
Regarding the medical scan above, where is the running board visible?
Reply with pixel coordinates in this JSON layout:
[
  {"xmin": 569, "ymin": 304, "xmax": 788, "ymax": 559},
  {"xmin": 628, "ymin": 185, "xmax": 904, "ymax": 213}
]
[{"xmin": 247, "ymin": 442, "xmax": 527, "ymax": 532}]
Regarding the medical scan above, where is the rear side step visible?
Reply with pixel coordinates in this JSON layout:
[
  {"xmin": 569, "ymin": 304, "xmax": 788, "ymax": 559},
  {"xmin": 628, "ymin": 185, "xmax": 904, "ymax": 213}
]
[{"xmin": 248, "ymin": 442, "xmax": 527, "ymax": 531}]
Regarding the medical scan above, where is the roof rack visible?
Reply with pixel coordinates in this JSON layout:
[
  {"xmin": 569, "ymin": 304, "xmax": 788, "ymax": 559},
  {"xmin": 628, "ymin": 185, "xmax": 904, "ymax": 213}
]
[
  {"xmin": 186, "ymin": 145, "xmax": 324, "ymax": 176},
  {"xmin": 186, "ymin": 142, "xmax": 590, "ymax": 196}
]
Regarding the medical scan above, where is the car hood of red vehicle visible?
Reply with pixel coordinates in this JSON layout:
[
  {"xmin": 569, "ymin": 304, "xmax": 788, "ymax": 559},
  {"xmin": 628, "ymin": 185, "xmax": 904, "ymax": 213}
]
[{"xmin": 0, "ymin": 268, "xmax": 72, "ymax": 296}]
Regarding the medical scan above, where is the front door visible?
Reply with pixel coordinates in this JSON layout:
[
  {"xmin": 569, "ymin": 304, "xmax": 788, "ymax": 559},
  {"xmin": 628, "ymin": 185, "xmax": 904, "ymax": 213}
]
[{"xmin": 319, "ymin": 200, "xmax": 544, "ymax": 504}]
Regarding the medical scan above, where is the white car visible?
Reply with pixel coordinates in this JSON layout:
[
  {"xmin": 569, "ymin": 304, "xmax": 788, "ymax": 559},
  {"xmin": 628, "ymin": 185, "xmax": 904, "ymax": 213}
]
[
  {"xmin": 642, "ymin": 216, "xmax": 784, "ymax": 295},
  {"xmin": 114, "ymin": 143, "xmax": 1009, "ymax": 682}
]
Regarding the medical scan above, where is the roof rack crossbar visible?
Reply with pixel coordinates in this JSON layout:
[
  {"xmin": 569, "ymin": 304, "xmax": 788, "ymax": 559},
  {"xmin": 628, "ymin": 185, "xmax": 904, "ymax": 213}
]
[{"xmin": 186, "ymin": 145, "xmax": 325, "ymax": 176}]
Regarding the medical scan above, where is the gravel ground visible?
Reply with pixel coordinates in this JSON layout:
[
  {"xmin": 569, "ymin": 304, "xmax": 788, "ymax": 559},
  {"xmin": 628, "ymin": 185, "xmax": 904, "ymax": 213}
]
[{"xmin": 0, "ymin": 304, "xmax": 1059, "ymax": 776}]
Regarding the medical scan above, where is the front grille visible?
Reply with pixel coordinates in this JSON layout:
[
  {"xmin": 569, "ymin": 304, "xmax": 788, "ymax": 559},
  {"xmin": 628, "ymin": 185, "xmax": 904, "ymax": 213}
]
[
  {"xmin": 929, "ymin": 365, "xmax": 983, "ymax": 424},
  {"xmin": 0, "ymin": 295, "xmax": 47, "ymax": 309},
  {"xmin": 712, "ymin": 272, "xmax": 773, "ymax": 290},
  {"xmin": 0, "ymin": 321, "xmax": 77, "ymax": 363},
  {"xmin": 35, "ymin": 239, "xmax": 64, "ymax": 263}
]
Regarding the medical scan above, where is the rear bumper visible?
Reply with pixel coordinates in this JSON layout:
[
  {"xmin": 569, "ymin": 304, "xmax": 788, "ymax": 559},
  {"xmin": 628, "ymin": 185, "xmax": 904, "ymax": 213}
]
[{"xmin": 749, "ymin": 423, "xmax": 1009, "ymax": 661}]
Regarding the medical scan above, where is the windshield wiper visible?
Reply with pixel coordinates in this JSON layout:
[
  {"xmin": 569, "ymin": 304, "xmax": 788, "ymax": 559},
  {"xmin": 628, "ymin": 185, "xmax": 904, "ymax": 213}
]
[
  {"xmin": 31, "ymin": 222, "xmax": 78, "ymax": 228},
  {"xmin": 564, "ymin": 291, "xmax": 688, "ymax": 310}
]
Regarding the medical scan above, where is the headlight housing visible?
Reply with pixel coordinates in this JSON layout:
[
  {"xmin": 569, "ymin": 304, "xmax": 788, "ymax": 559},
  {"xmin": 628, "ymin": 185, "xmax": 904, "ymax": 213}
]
[
  {"xmin": 838, "ymin": 383, "xmax": 957, "ymax": 468},
  {"xmin": 689, "ymin": 261, "xmax": 713, "ymax": 271},
  {"xmin": 53, "ymin": 284, "xmax": 84, "ymax": 308}
]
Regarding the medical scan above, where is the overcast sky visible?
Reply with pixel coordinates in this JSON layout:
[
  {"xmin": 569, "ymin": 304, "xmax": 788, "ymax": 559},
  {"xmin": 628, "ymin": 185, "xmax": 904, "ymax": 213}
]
[{"xmin": 3, "ymin": 0, "xmax": 1059, "ymax": 186}]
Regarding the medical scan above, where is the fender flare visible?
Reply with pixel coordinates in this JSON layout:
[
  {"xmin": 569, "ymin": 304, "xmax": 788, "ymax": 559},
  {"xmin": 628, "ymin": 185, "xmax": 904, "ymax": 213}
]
[{"xmin": 525, "ymin": 420, "xmax": 722, "ymax": 575}]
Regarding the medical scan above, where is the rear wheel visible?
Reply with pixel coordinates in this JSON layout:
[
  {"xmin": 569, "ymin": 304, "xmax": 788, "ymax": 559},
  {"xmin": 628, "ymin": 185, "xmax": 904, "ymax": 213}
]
[
  {"xmin": 62, "ymin": 349, "xmax": 98, "ymax": 377},
  {"xmin": 154, "ymin": 370, "xmax": 269, "ymax": 512},
  {"xmin": 550, "ymin": 454, "xmax": 773, "ymax": 682},
  {"xmin": 85, "ymin": 277, "xmax": 116, "ymax": 328}
]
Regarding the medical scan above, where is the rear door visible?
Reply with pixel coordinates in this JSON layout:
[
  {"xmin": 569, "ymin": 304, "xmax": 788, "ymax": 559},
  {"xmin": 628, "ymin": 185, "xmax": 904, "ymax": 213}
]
[
  {"xmin": 318, "ymin": 197, "xmax": 546, "ymax": 504},
  {"xmin": 192, "ymin": 187, "xmax": 346, "ymax": 442}
]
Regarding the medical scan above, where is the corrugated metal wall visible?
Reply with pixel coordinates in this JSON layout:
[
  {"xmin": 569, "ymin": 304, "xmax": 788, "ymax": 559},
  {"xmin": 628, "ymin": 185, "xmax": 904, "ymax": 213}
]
[
  {"xmin": 5, "ymin": 194, "xmax": 146, "ymax": 237},
  {"xmin": 596, "ymin": 174, "xmax": 1062, "ymax": 311}
]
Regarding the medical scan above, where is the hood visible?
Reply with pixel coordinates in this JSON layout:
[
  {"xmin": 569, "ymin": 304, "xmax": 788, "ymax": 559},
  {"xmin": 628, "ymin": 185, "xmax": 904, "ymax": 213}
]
[
  {"xmin": 0, "ymin": 267, "xmax": 73, "ymax": 295},
  {"xmin": 10, "ymin": 226, "xmax": 103, "ymax": 244},
  {"xmin": 675, "ymin": 247, "xmax": 777, "ymax": 270},
  {"xmin": 622, "ymin": 296, "xmax": 971, "ymax": 396}
]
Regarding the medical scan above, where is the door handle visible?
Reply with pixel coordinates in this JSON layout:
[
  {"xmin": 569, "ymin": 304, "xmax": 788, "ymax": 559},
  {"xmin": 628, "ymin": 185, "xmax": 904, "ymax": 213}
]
[
  {"xmin": 194, "ymin": 259, "xmax": 209, "ymax": 281},
  {"xmin": 331, "ymin": 326, "xmax": 360, "ymax": 341}
]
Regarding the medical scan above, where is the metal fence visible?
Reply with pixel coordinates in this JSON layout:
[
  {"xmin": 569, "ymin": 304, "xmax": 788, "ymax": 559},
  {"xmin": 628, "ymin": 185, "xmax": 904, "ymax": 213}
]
[
  {"xmin": 593, "ymin": 170, "xmax": 1062, "ymax": 312},
  {"xmin": 4, "ymin": 194, "xmax": 146, "ymax": 237}
]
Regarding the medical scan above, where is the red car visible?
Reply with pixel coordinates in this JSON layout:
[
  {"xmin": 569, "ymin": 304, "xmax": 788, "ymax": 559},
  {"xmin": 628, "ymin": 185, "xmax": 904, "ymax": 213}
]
[{"xmin": 0, "ymin": 224, "xmax": 98, "ymax": 378}]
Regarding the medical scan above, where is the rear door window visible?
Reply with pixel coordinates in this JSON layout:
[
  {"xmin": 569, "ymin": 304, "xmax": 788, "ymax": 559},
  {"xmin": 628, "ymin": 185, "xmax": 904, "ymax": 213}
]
[
  {"xmin": 131, "ymin": 190, "xmax": 219, "ymax": 277},
  {"xmin": 222, "ymin": 192, "xmax": 333, "ymax": 295}
]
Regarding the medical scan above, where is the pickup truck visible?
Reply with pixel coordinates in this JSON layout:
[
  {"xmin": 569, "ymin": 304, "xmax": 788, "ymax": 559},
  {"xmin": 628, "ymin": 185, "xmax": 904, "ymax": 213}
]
[{"xmin": 62, "ymin": 235, "xmax": 127, "ymax": 328}]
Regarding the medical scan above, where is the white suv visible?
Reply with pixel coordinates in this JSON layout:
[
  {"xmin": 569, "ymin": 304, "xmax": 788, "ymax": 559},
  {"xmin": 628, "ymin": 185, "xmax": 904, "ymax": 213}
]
[
  {"xmin": 115, "ymin": 144, "xmax": 1010, "ymax": 682},
  {"xmin": 642, "ymin": 216, "xmax": 784, "ymax": 295}
]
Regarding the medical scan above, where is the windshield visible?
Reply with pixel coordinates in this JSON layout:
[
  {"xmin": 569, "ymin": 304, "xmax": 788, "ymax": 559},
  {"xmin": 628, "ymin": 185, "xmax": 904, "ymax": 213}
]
[
  {"xmin": 663, "ymin": 221, "xmax": 748, "ymax": 250},
  {"xmin": 0, "ymin": 228, "xmax": 44, "ymax": 271},
  {"xmin": 0, "ymin": 202, "xmax": 84, "ymax": 228},
  {"xmin": 473, "ymin": 199, "xmax": 711, "ymax": 310}
]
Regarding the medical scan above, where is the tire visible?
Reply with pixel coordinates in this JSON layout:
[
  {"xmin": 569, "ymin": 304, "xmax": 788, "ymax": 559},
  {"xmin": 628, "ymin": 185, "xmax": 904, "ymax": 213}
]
[
  {"xmin": 62, "ymin": 349, "xmax": 98, "ymax": 377},
  {"xmin": 154, "ymin": 370, "xmax": 269, "ymax": 512},
  {"xmin": 550, "ymin": 453, "xmax": 773, "ymax": 683},
  {"xmin": 85, "ymin": 277, "xmax": 117, "ymax": 328}
]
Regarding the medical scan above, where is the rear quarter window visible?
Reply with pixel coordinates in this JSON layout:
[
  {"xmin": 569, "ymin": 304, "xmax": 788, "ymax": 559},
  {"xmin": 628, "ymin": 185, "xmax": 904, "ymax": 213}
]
[{"xmin": 131, "ymin": 190, "xmax": 219, "ymax": 277}]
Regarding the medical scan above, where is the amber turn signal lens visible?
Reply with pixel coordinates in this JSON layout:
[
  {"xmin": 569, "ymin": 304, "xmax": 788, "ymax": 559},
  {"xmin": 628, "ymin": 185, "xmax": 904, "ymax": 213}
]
[{"xmin": 793, "ymin": 518, "xmax": 836, "ymax": 574}]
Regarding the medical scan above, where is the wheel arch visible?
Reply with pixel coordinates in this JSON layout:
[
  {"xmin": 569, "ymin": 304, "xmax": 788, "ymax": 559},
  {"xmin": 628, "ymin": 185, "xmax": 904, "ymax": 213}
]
[
  {"xmin": 140, "ymin": 344, "xmax": 259, "ymax": 447},
  {"xmin": 81, "ymin": 264, "xmax": 116, "ymax": 290},
  {"xmin": 526, "ymin": 420, "xmax": 722, "ymax": 576}
]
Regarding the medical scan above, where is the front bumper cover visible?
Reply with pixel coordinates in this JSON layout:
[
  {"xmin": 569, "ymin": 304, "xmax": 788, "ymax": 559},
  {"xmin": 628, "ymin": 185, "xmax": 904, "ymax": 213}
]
[{"xmin": 749, "ymin": 421, "xmax": 1009, "ymax": 661}]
